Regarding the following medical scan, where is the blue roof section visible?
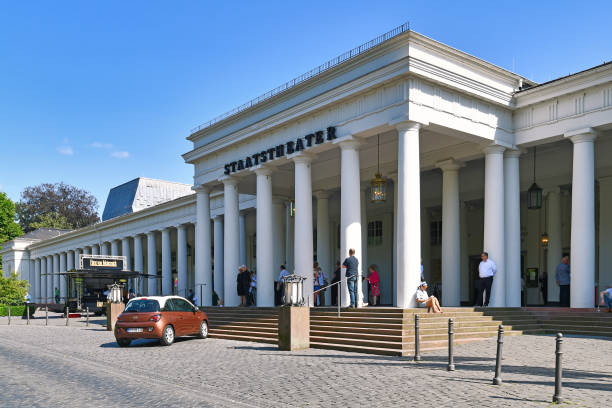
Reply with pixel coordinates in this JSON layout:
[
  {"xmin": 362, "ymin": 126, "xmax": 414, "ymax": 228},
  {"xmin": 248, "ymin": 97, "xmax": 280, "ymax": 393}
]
[{"xmin": 102, "ymin": 178, "xmax": 139, "ymax": 221}]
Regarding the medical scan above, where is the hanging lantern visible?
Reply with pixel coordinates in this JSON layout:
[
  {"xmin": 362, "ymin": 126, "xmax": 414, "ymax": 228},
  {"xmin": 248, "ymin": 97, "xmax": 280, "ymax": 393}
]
[
  {"xmin": 527, "ymin": 146, "xmax": 542, "ymax": 210},
  {"xmin": 370, "ymin": 134, "xmax": 387, "ymax": 203},
  {"xmin": 540, "ymin": 233, "xmax": 549, "ymax": 248}
]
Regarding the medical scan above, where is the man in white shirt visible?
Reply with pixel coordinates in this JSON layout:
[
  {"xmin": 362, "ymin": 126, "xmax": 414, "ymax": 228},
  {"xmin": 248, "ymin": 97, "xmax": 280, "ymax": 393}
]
[
  {"xmin": 478, "ymin": 252, "xmax": 497, "ymax": 307},
  {"xmin": 277, "ymin": 265, "xmax": 290, "ymax": 304}
]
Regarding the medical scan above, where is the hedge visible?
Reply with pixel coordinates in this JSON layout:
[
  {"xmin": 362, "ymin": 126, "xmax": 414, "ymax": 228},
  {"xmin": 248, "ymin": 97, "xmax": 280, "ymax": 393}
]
[{"xmin": 0, "ymin": 304, "xmax": 37, "ymax": 317}]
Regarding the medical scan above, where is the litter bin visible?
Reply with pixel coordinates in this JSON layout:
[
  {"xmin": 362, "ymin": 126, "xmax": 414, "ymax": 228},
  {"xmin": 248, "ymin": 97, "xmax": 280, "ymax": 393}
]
[{"xmin": 282, "ymin": 274, "xmax": 305, "ymax": 306}]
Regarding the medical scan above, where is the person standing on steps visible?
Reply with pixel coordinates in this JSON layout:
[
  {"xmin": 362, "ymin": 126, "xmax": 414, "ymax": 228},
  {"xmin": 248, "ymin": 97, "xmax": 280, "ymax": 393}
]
[
  {"xmin": 556, "ymin": 255, "xmax": 571, "ymax": 307},
  {"xmin": 331, "ymin": 262, "xmax": 341, "ymax": 306},
  {"xmin": 342, "ymin": 248, "xmax": 359, "ymax": 308},
  {"xmin": 478, "ymin": 252, "xmax": 497, "ymax": 307}
]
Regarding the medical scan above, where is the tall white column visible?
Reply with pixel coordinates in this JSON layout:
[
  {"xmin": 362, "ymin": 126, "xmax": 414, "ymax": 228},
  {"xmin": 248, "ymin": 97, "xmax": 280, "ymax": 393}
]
[
  {"xmin": 315, "ymin": 191, "xmax": 331, "ymax": 305},
  {"xmin": 255, "ymin": 167, "xmax": 274, "ymax": 306},
  {"xmin": 133, "ymin": 235, "xmax": 144, "ymax": 295},
  {"xmin": 293, "ymin": 155, "xmax": 314, "ymax": 304},
  {"xmin": 161, "ymin": 227, "xmax": 172, "ymax": 296},
  {"xmin": 547, "ymin": 188, "xmax": 562, "ymax": 302},
  {"xmin": 91, "ymin": 244, "xmax": 99, "ymax": 255},
  {"xmin": 177, "ymin": 224, "xmax": 188, "ymax": 299},
  {"xmin": 83, "ymin": 246, "xmax": 91, "ymax": 255},
  {"xmin": 272, "ymin": 198, "xmax": 286, "ymax": 274},
  {"xmin": 566, "ymin": 129, "xmax": 597, "ymax": 308},
  {"xmin": 195, "ymin": 186, "xmax": 212, "ymax": 306},
  {"xmin": 147, "ymin": 231, "xmax": 158, "ymax": 295},
  {"xmin": 100, "ymin": 242, "xmax": 109, "ymax": 256},
  {"xmin": 437, "ymin": 159, "xmax": 463, "ymax": 307},
  {"xmin": 41, "ymin": 257, "xmax": 47, "ymax": 302},
  {"xmin": 223, "ymin": 177, "xmax": 240, "ymax": 306},
  {"xmin": 74, "ymin": 249, "xmax": 81, "ymax": 271},
  {"xmin": 337, "ymin": 138, "xmax": 362, "ymax": 307},
  {"xmin": 483, "ymin": 145, "xmax": 506, "ymax": 307},
  {"xmin": 122, "ymin": 238, "xmax": 131, "ymax": 270},
  {"xmin": 503, "ymin": 150, "xmax": 522, "ymax": 307},
  {"xmin": 34, "ymin": 258, "xmax": 41, "ymax": 303},
  {"xmin": 360, "ymin": 187, "xmax": 368, "ymax": 306},
  {"xmin": 396, "ymin": 122, "xmax": 422, "ymax": 308},
  {"xmin": 239, "ymin": 212, "xmax": 247, "ymax": 267},
  {"xmin": 213, "ymin": 216, "xmax": 224, "ymax": 303},
  {"xmin": 460, "ymin": 202, "xmax": 469, "ymax": 303},
  {"xmin": 67, "ymin": 250, "xmax": 74, "ymax": 271},
  {"xmin": 285, "ymin": 202, "xmax": 295, "ymax": 272},
  {"xmin": 598, "ymin": 177, "xmax": 612, "ymax": 295},
  {"xmin": 420, "ymin": 207, "xmax": 430, "ymax": 282},
  {"xmin": 389, "ymin": 172, "xmax": 398, "ymax": 306},
  {"xmin": 46, "ymin": 255, "xmax": 53, "ymax": 301},
  {"xmin": 53, "ymin": 254, "xmax": 60, "ymax": 301},
  {"xmin": 111, "ymin": 240, "xmax": 119, "ymax": 256}
]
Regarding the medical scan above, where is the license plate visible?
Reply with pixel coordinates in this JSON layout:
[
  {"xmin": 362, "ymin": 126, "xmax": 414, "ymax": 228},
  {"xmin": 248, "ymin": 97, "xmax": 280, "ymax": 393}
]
[{"xmin": 126, "ymin": 328, "xmax": 143, "ymax": 333}]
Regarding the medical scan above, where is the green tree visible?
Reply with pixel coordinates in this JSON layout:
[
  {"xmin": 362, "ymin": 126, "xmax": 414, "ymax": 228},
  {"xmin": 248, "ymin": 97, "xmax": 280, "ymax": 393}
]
[
  {"xmin": 0, "ymin": 271, "xmax": 29, "ymax": 306},
  {"xmin": 0, "ymin": 192, "xmax": 23, "ymax": 243},
  {"xmin": 30, "ymin": 212, "xmax": 73, "ymax": 230},
  {"xmin": 16, "ymin": 182, "xmax": 99, "ymax": 232}
]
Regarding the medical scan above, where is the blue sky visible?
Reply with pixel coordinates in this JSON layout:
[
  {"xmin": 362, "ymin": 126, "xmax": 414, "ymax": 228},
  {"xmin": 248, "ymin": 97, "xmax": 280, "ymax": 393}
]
[{"xmin": 1, "ymin": 1, "xmax": 611, "ymax": 215}]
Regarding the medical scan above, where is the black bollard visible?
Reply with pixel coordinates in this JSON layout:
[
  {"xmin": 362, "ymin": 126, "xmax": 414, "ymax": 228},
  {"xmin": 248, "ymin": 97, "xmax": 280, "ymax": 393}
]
[
  {"xmin": 86, "ymin": 307, "xmax": 89, "ymax": 327},
  {"xmin": 27, "ymin": 304, "xmax": 30, "ymax": 325},
  {"xmin": 7, "ymin": 306, "xmax": 11, "ymax": 325},
  {"xmin": 492, "ymin": 325, "xmax": 504, "ymax": 385},
  {"xmin": 45, "ymin": 305, "xmax": 48, "ymax": 326},
  {"xmin": 414, "ymin": 315, "xmax": 421, "ymax": 361},
  {"xmin": 65, "ymin": 307, "xmax": 70, "ymax": 326},
  {"xmin": 447, "ymin": 318, "xmax": 455, "ymax": 371},
  {"xmin": 553, "ymin": 333, "xmax": 564, "ymax": 403}
]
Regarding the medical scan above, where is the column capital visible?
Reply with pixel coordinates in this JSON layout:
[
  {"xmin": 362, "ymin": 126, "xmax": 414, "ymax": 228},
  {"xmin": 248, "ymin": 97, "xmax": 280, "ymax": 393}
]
[
  {"xmin": 482, "ymin": 144, "xmax": 506, "ymax": 155},
  {"xmin": 333, "ymin": 135, "xmax": 361, "ymax": 150},
  {"xmin": 389, "ymin": 118, "xmax": 427, "ymax": 132},
  {"xmin": 564, "ymin": 127, "xmax": 597, "ymax": 143},
  {"xmin": 213, "ymin": 214, "xmax": 224, "ymax": 222},
  {"xmin": 504, "ymin": 148, "xmax": 525, "ymax": 159},
  {"xmin": 314, "ymin": 190, "xmax": 331, "ymax": 200},
  {"xmin": 436, "ymin": 158, "xmax": 465, "ymax": 172},
  {"xmin": 175, "ymin": 223, "xmax": 188, "ymax": 230},
  {"xmin": 253, "ymin": 165, "xmax": 273, "ymax": 177},
  {"xmin": 290, "ymin": 152, "xmax": 314, "ymax": 165},
  {"xmin": 544, "ymin": 186, "xmax": 561, "ymax": 196},
  {"xmin": 219, "ymin": 175, "xmax": 239, "ymax": 186},
  {"xmin": 192, "ymin": 184, "xmax": 211, "ymax": 194}
]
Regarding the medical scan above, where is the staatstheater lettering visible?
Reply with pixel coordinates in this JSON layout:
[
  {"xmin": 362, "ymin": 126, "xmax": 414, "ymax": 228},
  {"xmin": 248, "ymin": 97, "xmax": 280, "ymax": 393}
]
[{"xmin": 224, "ymin": 126, "xmax": 337, "ymax": 175}]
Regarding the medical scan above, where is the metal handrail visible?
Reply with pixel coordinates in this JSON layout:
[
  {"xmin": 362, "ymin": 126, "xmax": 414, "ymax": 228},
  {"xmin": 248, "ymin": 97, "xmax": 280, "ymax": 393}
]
[
  {"xmin": 190, "ymin": 22, "xmax": 410, "ymax": 134},
  {"xmin": 307, "ymin": 280, "xmax": 342, "ymax": 317}
]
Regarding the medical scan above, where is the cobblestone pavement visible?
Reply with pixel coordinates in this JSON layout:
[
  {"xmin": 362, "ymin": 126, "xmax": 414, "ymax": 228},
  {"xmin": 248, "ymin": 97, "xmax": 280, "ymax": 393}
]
[{"xmin": 0, "ymin": 314, "xmax": 611, "ymax": 407}]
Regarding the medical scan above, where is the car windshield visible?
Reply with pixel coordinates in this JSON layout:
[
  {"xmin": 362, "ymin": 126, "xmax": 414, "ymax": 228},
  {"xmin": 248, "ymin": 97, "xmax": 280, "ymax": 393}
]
[{"xmin": 123, "ymin": 299, "xmax": 160, "ymax": 313}]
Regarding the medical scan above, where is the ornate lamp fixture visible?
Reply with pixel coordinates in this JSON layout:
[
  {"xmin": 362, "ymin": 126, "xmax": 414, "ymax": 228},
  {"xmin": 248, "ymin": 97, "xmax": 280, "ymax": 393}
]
[
  {"xmin": 540, "ymin": 233, "xmax": 549, "ymax": 248},
  {"xmin": 370, "ymin": 135, "xmax": 387, "ymax": 203},
  {"xmin": 527, "ymin": 146, "xmax": 543, "ymax": 210}
]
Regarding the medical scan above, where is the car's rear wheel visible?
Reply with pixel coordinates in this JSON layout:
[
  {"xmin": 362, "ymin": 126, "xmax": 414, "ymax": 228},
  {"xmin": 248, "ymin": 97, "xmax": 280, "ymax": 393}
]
[
  {"xmin": 160, "ymin": 325, "xmax": 175, "ymax": 346},
  {"xmin": 197, "ymin": 320, "xmax": 208, "ymax": 339},
  {"xmin": 117, "ymin": 338, "xmax": 131, "ymax": 347}
]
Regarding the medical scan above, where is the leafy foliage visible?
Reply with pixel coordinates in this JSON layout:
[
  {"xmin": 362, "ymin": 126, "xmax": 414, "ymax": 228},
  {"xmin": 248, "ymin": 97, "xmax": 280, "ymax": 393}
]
[
  {"xmin": 0, "ymin": 271, "xmax": 30, "ymax": 306},
  {"xmin": 0, "ymin": 192, "xmax": 23, "ymax": 243},
  {"xmin": 16, "ymin": 182, "xmax": 99, "ymax": 232},
  {"xmin": 30, "ymin": 212, "xmax": 73, "ymax": 230}
]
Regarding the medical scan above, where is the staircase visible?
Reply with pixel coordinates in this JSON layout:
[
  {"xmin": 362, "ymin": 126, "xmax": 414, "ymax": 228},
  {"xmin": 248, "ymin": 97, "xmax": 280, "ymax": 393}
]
[
  {"xmin": 201, "ymin": 306, "xmax": 612, "ymax": 356},
  {"xmin": 310, "ymin": 307, "xmax": 523, "ymax": 356},
  {"xmin": 483, "ymin": 307, "xmax": 612, "ymax": 337},
  {"xmin": 202, "ymin": 307, "xmax": 278, "ymax": 344}
]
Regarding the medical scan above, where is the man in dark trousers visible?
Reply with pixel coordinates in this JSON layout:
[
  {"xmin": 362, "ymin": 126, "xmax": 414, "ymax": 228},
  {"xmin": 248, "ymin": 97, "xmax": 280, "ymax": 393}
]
[
  {"xmin": 556, "ymin": 256, "xmax": 571, "ymax": 307},
  {"xmin": 478, "ymin": 252, "xmax": 497, "ymax": 307},
  {"xmin": 342, "ymin": 248, "xmax": 359, "ymax": 308}
]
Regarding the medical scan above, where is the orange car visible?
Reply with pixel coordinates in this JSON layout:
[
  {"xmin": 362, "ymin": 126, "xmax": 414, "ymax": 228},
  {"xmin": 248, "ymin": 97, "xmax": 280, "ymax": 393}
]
[{"xmin": 114, "ymin": 296, "xmax": 208, "ymax": 347}]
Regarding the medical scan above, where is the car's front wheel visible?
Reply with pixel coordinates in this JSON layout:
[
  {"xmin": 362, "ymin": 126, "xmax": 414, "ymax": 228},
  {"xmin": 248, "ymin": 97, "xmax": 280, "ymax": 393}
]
[
  {"xmin": 160, "ymin": 325, "xmax": 175, "ymax": 346},
  {"xmin": 117, "ymin": 338, "xmax": 131, "ymax": 347},
  {"xmin": 197, "ymin": 320, "xmax": 208, "ymax": 339}
]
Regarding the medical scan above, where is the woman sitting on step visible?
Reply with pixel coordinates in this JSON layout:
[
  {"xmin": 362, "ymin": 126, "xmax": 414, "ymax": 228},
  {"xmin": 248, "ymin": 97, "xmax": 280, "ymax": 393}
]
[{"xmin": 416, "ymin": 282, "xmax": 443, "ymax": 313}]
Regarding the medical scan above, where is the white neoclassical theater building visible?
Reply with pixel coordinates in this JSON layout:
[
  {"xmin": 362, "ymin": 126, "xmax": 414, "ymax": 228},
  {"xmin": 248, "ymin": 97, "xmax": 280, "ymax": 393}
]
[{"xmin": 3, "ymin": 23, "xmax": 612, "ymax": 309}]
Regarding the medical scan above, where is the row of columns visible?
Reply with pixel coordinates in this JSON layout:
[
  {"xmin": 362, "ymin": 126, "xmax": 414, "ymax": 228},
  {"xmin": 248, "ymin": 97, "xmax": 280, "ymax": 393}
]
[{"xmin": 29, "ymin": 225, "xmax": 194, "ymax": 303}]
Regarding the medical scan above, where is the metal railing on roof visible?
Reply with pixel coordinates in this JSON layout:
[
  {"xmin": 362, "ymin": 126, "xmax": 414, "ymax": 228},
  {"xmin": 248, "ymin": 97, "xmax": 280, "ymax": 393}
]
[{"xmin": 190, "ymin": 22, "xmax": 410, "ymax": 134}]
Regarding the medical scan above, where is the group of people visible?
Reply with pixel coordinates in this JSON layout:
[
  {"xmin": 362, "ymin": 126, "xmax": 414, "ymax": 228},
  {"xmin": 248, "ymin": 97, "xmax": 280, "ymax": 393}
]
[{"xmin": 236, "ymin": 265, "xmax": 256, "ymax": 306}]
